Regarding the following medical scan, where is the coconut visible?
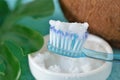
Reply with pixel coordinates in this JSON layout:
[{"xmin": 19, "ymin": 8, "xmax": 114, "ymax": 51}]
[{"xmin": 60, "ymin": 0, "xmax": 120, "ymax": 48}]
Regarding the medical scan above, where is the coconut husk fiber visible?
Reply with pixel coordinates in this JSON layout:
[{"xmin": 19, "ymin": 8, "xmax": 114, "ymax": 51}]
[{"xmin": 60, "ymin": 0, "xmax": 120, "ymax": 48}]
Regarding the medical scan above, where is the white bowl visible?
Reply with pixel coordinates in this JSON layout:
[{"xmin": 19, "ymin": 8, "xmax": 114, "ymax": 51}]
[{"xmin": 28, "ymin": 34, "xmax": 113, "ymax": 80}]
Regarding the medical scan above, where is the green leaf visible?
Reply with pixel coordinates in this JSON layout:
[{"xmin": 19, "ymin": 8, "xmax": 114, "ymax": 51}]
[
  {"xmin": 14, "ymin": 0, "xmax": 22, "ymax": 12},
  {"xmin": 1, "ymin": 0, "xmax": 54, "ymax": 32},
  {"xmin": 0, "ymin": 42, "xmax": 21, "ymax": 80},
  {"xmin": 0, "ymin": 0, "xmax": 10, "ymax": 26},
  {"xmin": 3, "ymin": 40, "xmax": 34, "ymax": 80},
  {"xmin": 0, "ymin": 57, "xmax": 6, "ymax": 76},
  {"xmin": 0, "ymin": 0, "xmax": 54, "ymax": 79},
  {"xmin": 16, "ymin": 0, "xmax": 54, "ymax": 18},
  {"xmin": 2, "ymin": 25, "xmax": 44, "ymax": 55}
]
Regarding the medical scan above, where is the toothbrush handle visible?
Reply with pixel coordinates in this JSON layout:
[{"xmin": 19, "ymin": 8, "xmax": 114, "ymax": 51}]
[{"xmin": 82, "ymin": 48, "xmax": 120, "ymax": 63}]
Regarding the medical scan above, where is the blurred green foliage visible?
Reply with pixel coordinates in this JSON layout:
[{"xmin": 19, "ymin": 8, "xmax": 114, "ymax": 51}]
[{"xmin": 0, "ymin": 0, "xmax": 54, "ymax": 80}]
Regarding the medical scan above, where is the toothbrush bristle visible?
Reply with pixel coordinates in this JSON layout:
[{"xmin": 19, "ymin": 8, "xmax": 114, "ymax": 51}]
[{"xmin": 48, "ymin": 26, "xmax": 88, "ymax": 58}]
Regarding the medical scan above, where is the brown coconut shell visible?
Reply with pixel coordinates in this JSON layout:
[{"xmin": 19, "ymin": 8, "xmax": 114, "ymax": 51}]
[{"xmin": 60, "ymin": 0, "xmax": 120, "ymax": 48}]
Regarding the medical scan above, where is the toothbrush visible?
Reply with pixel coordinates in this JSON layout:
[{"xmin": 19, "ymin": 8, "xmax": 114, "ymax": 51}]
[{"xmin": 47, "ymin": 20, "xmax": 120, "ymax": 62}]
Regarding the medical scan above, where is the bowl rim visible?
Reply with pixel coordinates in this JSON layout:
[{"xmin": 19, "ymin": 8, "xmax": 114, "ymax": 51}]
[{"xmin": 28, "ymin": 34, "xmax": 113, "ymax": 77}]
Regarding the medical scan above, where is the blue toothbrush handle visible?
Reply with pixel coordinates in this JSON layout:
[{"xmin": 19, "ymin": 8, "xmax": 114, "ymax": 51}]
[{"xmin": 82, "ymin": 48, "xmax": 120, "ymax": 63}]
